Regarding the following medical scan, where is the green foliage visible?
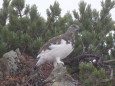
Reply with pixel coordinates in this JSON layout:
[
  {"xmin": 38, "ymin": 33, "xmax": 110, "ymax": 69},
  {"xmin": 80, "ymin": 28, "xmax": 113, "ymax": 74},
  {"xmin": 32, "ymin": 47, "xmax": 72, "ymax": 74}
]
[
  {"xmin": 0, "ymin": 0, "xmax": 10, "ymax": 26},
  {"xmin": 0, "ymin": 41, "xmax": 7, "ymax": 57},
  {"xmin": 20, "ymin": 33, "xmax": 31, "ymax": 45},
  {"xmin": 29, "ymin": 37, "xmax": 44, "ymax": 56},
  {"xmin": 11, "ymin": 0, "xmax": 25, "ymax": 11},
  {"xmin": 29, "ymin": 5, "xmax": 38, "ymax": 22},
  {"xmin": 79, "ymin": 62, "xmax": 112, "ymax": 86},
  {"xmin": 47, "ymin": 1, "xmax": 61, "ymax": 20},
  {"xmin": 0, "ymin": 0, "xmax": 114, "ymax": 60},
  {"xmin": 73, "ymin": 0, "xmax": 115, "ymax": 57}
]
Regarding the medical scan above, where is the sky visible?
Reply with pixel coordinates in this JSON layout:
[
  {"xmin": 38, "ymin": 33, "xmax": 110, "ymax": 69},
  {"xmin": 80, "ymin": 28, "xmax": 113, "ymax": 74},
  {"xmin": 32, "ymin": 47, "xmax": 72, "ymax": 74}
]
[{"xmin": 0, "ymin": 0, "xmax": 115, "ymax": 20}]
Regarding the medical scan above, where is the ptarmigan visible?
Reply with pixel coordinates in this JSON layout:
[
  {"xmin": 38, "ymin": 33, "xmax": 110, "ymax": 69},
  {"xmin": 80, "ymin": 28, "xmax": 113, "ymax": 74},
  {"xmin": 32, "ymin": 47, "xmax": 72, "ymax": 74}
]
[{"xmin": 36, "ymin": 24, "xmax": 80, "ymax": 67}]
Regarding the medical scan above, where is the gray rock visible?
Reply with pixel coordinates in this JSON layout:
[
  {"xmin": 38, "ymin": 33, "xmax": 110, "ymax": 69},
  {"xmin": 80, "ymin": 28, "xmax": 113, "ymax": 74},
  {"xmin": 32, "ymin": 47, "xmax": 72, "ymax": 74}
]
[
  {"xmin": 0, "ymin": 49, "xmax": 22, "ymax": 79},
  {"xmin": 45, "ymin": 64, "xmax": 81, "ymax": 86},
  {"xmin": 3, "ymin": 50, "xmax": 19, "ymax": 72},
  {"xmin": 15, "ymin": 48, "xmax": 22, "ymax": 60}
]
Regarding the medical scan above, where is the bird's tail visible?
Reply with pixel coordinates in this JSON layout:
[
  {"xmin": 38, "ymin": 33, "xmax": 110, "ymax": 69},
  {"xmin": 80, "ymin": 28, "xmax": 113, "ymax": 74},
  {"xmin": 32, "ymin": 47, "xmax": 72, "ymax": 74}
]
[
  {"xmin": 36, "ymin": 54, "xmax": 46, "ymax": 66},
  {"xmin": 33, "ymin": 56, "xmax": 41, "ymax": 71},
  {"xmin": 35, "ymin": 56, "xmax": 41, "ymax": 66},
  {"xmin": 37, "ymin": 54, "xmax": 41, "ymax": 58}
]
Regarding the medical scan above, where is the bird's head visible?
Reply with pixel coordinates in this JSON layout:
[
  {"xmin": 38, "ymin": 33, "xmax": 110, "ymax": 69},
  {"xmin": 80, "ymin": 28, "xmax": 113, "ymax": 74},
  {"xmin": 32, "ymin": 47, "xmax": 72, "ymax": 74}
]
[{"xmin": 66, "ymin": 24, "xmax": 80, "ymax": 34}]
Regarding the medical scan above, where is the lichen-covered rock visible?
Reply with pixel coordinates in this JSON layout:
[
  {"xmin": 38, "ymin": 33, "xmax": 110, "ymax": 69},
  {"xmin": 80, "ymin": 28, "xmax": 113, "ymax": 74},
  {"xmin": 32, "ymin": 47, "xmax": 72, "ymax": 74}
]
[
  {"xmin": 0, "ymin": 49, "xmax": 22, "ymax": 80},
  {"xmin": 3, "ymin": 50, "xmax": 19, "ymax": 72},
  {"xmin": 45, "ymin": 64, "xmax": 83, "ymax": 86},
  {"xmin": 0, "ymin": 56, "xmax": 10, "ymax": 80},
  {"xmin": 15, "ymin": 48, "xmax": 22, "ymax": 61}
]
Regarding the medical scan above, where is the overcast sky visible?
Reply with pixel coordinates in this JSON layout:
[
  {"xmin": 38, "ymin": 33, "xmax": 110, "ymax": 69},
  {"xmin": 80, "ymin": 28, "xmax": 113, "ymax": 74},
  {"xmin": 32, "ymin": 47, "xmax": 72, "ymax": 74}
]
[{"xmin": 0, "ymin": 0, "xmax": 115, "ymax": 20}]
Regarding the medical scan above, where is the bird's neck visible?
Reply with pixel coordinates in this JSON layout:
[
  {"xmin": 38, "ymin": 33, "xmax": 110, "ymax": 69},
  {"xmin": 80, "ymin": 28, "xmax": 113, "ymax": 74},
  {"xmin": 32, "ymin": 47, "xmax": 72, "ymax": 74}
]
[
  {"xmin": 64, "ymin": 32, "xmax": 76, "ymax": 48},
  {"xmin": 65, "ymin": 31, "xmax": 75, "ymax": 36},
  {"xmin": 65, "ymin": 31, "xmax": 72, "ymax": 35}
]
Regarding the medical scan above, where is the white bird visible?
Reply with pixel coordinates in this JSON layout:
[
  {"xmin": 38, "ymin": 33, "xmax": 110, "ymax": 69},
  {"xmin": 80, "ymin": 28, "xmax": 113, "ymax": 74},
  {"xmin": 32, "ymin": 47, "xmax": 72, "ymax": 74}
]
[{"xmin": 35, "ymin": 24, "xmax": 80, "ymax": 68}]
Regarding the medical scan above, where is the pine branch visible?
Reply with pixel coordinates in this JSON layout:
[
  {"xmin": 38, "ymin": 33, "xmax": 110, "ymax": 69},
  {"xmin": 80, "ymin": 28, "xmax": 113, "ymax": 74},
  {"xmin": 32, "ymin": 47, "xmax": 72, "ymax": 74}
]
[
  {"xmin": 100, "ymin": 65, "xmax": 113, "ymax": 83},
  {"xmin": 103, "ymin": 59, "xmax": 115, "ymax": 63}
]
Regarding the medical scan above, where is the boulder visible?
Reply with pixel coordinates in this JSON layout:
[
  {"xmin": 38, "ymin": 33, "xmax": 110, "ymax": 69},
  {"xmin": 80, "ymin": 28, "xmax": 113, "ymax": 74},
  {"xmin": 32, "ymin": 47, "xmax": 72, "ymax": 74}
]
[
  {"xmin": 0, "ymin": 49, "xmax": 22, "ymax": 80},
  {"xmin": 45, "ymin": 64, "xmax": 84, "ymax": 86}
]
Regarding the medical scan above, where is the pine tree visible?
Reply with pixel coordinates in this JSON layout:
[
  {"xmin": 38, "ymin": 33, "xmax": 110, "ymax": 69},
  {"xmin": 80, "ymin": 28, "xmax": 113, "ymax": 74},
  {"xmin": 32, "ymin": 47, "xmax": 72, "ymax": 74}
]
[
  {"xmin": 0, "ymin": 0, "xmax": 46, "ymax": 56},
  {"xmin": 73, "ymin": 0, "xmax": 115, "ymax": 59},
  {"xmin": 72, "ymin": 0, "xmax": 115, "ymax": 85},
  {"xmin": 44, "ymin": 1, "xmax": 61, "ymax": 40},
  {"xmin": 0, "ymin": 0, "xmax": 10, "ymax": 27},
  {"xmin": 0, "ymin": 0, "xmax": 11, "ymax": 57},
  {"xmin": 79, "ymin": 62, "xmax": 112, "ymax": 86}
]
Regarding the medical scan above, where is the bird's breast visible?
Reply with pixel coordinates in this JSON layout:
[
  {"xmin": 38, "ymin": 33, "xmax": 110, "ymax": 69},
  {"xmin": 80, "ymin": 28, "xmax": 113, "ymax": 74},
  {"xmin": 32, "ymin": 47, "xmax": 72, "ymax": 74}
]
[
  {"xmin": 47, "ymin": 42, "xmax": 74, "ymax": 60},
  {"xmin": 38, "ymin": 39, "xmax": 74, "ymax": 62}
]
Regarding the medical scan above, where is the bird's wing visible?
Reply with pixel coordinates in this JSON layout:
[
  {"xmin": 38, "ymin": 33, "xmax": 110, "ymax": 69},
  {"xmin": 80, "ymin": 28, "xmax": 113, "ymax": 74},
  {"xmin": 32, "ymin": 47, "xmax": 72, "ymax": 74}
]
[
  {"xmin": 37, "ymin": 31, "xmax": 74, "ymax": 55},
  {"xmin": 49, "ymin": 44, "xmax": 61, "ymax": 49},
  {"xmin": 38, "ymin": 34, "xmax": 65, "ymax": 54},
  {"xmin": 49, "ymin": 39, "xmax": 67, "ymax": 49}
]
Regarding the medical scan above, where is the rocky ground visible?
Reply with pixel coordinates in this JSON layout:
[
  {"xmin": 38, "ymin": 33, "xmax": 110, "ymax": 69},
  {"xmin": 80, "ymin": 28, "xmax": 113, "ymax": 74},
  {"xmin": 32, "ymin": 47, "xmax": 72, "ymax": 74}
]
[
  {"xmin": 0, "ymin": 49, "xmax": 84, "ymax": 86},
  {"xmin": 0, "ymin": 49, "xmax": 114, "ymax": 86}
]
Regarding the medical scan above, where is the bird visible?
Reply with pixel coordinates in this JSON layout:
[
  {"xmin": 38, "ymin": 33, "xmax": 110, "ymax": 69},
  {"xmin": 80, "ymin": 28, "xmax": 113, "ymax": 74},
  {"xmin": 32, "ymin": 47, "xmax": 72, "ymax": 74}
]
[{"xmin": 35, "ymin": 24, "xmax": 80, "ymax": 68}]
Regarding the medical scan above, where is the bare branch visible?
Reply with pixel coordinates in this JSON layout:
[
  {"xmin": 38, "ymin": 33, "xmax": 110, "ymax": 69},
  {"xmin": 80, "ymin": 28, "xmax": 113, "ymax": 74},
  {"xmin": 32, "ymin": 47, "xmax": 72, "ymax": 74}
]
[{"xmin": 103, "ymin": 59, "xmax": 115, "ymax": 63}]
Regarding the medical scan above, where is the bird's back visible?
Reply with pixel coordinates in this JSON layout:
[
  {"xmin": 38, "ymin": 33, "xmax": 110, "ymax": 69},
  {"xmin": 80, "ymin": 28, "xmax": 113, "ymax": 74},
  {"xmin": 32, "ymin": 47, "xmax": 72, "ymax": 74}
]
[
  {"xmin": 35, "ymin": 24, "xmax": 79, "ymax": 67},
  {"xmin": 38, "ymin": 32, "xmax": 75, "ymax": 55}
]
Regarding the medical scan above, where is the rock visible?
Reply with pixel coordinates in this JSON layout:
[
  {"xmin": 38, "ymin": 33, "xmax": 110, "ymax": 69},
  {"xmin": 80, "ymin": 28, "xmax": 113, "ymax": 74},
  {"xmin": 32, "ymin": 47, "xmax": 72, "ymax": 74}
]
[
  {"xmin": 0, "ymin": 49, "xmax": 22, "ymax": 79},
  {"xmin": 3, "ymin": 50, "xmax": 19, "ymax": 72},
  {"xmin": 15, "ymin": 48, "xmax": 23, "ymax": 60},
  {"xmin": 0, "ymin": 71, "xmax": 3, "ymax": 80},
  {"xmin": 45, "ymin": 64, "xmax": 83, "ymax": 86},
  {"xmin": 0, "ymin": 56, "xmax": 10, "ymax": 80}
]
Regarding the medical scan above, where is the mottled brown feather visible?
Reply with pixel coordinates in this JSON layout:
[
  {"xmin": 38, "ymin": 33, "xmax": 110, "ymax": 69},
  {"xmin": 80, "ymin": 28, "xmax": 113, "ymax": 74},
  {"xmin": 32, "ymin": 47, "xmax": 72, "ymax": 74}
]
[
  {"xmin": 38, "ymin": 32, "xmax": 75, "ymax": 54},
  {"xmin": 38, "ymin": 24, "xmax": 79, "ymax": 54}
]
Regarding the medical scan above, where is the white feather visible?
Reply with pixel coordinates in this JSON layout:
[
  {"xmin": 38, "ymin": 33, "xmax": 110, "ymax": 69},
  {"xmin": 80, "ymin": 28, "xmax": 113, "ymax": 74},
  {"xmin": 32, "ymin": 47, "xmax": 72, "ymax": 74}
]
[
  {"xmin": 49, "ymin": 39, "xmax": 67, "ymax": 49},
  {"xmin": 36, "ymin": 39, "xmax": 73, "ymax": 67}
]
